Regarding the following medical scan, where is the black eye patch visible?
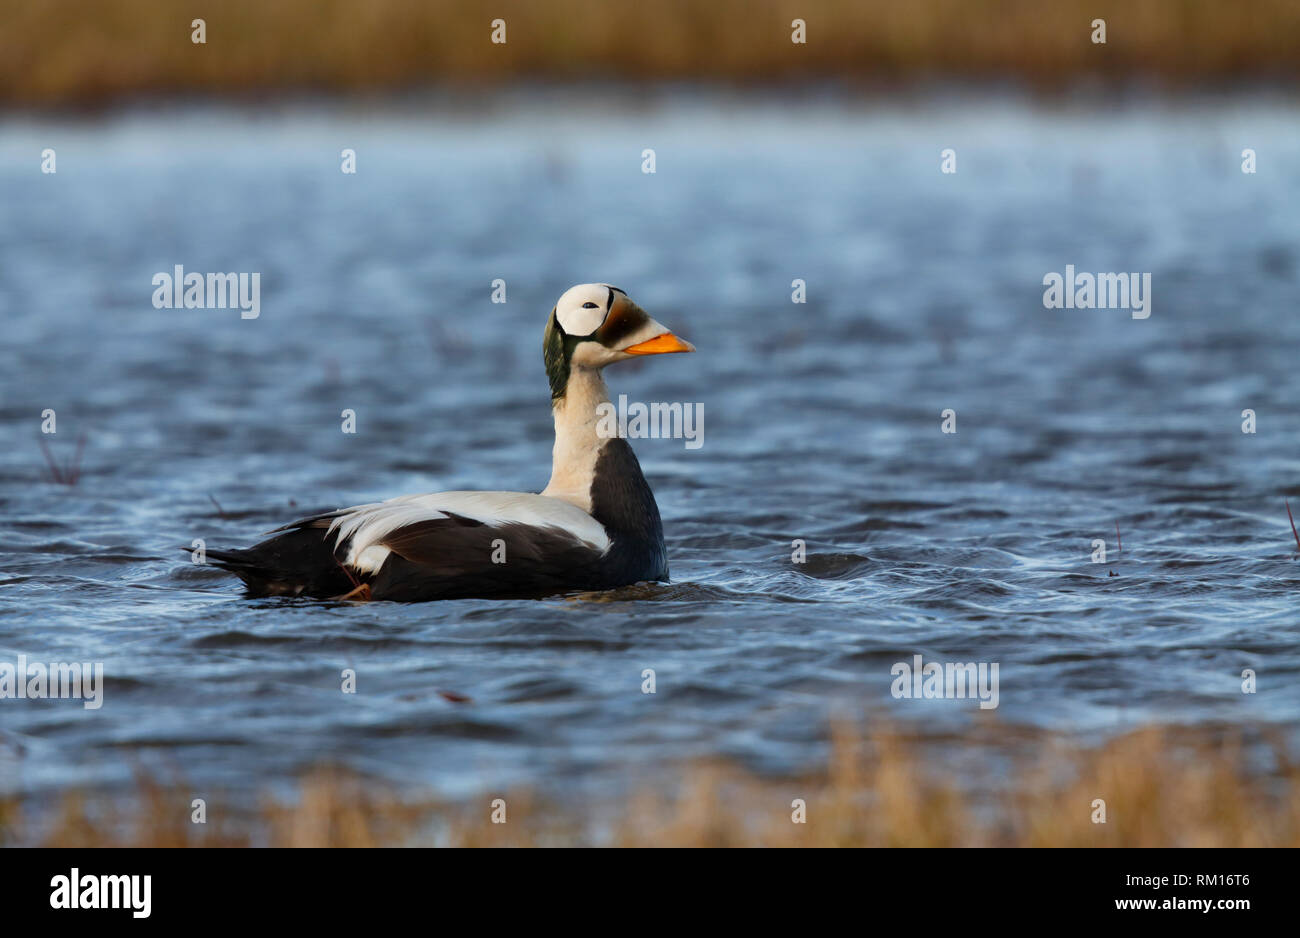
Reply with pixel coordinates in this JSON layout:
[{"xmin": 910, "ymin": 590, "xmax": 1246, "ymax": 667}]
[{"xmin": 582, "ymin": 302, "xmax": 598, "ymax": 309}]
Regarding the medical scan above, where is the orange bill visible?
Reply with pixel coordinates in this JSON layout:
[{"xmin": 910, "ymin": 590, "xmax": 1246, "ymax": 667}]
[{"xmin": 623, "ymin": 333, "xmax": 696, "ymax": 355}]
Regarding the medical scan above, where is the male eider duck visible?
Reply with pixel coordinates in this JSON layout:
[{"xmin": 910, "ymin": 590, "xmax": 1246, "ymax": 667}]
[{"xmin": 204, "ymin": 284, "xmax": 694, "ymax": 602}]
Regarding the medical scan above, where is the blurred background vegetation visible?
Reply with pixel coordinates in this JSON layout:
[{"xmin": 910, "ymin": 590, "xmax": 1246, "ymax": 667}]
[
  {"xmin": 3, "ymin": 0, "xmax": 1298, "ymax": 108},
  {"xmin": 6, "ymin": 724, "xmax": 1297, "ymax": 846}
]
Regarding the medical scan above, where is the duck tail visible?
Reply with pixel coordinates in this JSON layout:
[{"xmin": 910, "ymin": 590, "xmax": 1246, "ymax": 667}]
[{"xmin": 190, "ymin": 527, "xmax": 356, "ymax": 598}]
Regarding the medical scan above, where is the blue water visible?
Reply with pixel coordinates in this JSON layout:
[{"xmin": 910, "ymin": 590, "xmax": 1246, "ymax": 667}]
[{"xmin": 1, "ymin": 90, "xmax": 1298, "ymax": 803}]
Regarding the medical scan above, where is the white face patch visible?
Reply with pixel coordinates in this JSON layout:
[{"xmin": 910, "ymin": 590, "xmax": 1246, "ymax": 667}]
[{"xmin": 555, "ymin": 283, "xmax": 614, "ymax": 336}]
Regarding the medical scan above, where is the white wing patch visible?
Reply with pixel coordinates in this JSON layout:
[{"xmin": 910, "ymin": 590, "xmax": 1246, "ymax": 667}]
[{"xmin": 326, "ymin": 491, "xmax": 611, "ymax": 574}]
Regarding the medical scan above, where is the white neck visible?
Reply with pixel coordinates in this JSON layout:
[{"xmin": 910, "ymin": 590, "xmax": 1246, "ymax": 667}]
[{"xmin": 540, "ymin": 366, "xmax": 609, "ymax": 514}]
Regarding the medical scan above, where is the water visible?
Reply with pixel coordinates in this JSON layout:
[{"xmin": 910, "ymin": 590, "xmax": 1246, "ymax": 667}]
[{"xmin": 1, "ymin": 90, "xmax": 1298, "ymax": 803}]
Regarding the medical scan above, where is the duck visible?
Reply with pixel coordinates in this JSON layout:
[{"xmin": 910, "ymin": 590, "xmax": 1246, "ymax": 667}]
[{"xmin": 203, "ymin": 284, "xmax": 695, "ymax": 602}]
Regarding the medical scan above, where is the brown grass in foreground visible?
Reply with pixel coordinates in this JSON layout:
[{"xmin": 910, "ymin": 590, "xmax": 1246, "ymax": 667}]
[
  {"xmin": 4, "ymin": 0, "xmax": 1299, "ymax": 108},
  {"xmin": 3, "ymin": 724, "xmax": 1297, "ymax": 847}
]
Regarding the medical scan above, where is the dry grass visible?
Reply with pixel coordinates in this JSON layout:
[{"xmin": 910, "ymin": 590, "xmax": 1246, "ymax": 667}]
[
  {"xmin": 4, "ymin": 723, "xmax": 1297, "ymax": 847},
  {"xmin": 38, "ymin": 433, "xmax": 86, "ymax": 486},
  {"xmin": 3, "ymin": 0, "xmax": 1298, "ymax": 108}
]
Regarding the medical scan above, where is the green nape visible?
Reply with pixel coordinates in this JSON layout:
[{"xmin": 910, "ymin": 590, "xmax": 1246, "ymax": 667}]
[{"xmin": 542, "ymin": 309, "xmax": 577, "ymax": 402}]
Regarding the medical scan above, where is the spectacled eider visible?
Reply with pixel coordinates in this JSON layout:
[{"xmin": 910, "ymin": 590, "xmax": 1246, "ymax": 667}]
[{"xmin": 202, "ymin": 284, "xmax": 695, "ymax": 602}]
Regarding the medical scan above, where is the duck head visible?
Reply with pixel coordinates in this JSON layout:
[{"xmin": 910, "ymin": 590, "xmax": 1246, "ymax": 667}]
[{"xmin": 543, "ymin": 283, "xmax": 694, "ymax": 401}]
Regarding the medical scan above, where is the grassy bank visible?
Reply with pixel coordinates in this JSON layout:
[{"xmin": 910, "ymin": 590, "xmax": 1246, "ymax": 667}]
[
  {"xmin": 4, "ymin": 723, "xmax": 1296, "ymax": 846},
  {"xmin": 3, "ymin": 0, "xmax": 1299, "ymax": 108}
]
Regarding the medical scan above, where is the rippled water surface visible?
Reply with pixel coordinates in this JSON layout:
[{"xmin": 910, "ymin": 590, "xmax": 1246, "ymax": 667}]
[{"xmin": 2, "ymin": 92, "xmax": 1298, "ymax": 801}]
